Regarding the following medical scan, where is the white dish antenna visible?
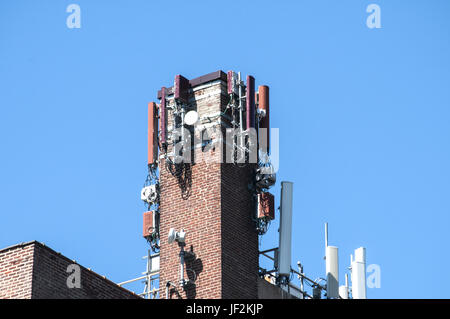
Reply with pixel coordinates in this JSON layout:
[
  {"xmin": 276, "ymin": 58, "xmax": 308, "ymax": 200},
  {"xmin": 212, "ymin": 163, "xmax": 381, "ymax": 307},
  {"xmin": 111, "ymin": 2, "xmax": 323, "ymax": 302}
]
[
  {"xmin": 184, "ymin": 110, "xmax": 199, "ymax": 126},
  {"xmin": 168, "ymin": 228, "xmax": 176, "ymax": 244},
  {"xmin": 141, "ymin": 184, "xmax": 159, "ymax": 204},
  {"xmin": 168, "ymin": 228, "xmax": 186, "ymax": 244}
]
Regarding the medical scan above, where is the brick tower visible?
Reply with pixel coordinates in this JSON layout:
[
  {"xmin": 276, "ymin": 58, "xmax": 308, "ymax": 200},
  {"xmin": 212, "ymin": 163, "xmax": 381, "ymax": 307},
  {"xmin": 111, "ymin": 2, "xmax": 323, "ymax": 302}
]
[
  {"xmin": 156, "ymin": 71, "xmax": 259, "ymax": 299},
  {"xmin": 142, "ymin": 70, "xmax": 275, "ymax": 299}
]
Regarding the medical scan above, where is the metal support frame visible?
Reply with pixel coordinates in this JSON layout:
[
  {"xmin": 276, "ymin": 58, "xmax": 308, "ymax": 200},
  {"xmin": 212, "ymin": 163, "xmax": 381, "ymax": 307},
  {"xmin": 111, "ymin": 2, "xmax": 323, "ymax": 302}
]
[
  {"xmin": 259, "ymin": 249, "xmax": 326, "ymax": 299},
  {"xmin": 117, "ymin": 250, "xmax": 160, "ymax": 299}
]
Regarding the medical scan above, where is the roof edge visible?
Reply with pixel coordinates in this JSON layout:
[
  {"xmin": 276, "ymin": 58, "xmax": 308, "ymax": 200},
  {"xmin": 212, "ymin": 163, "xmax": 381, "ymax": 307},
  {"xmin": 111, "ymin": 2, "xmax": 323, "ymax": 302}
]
[
  {"xmin": 1, "ymin": 240, "xmax": 142, "ymax": 299},
  {"xmin": 156, "ymin": 70, "xmax": 227, "ymax": 99},
  {"xmin": 0, "ymin": 240, "xmax": 39, "ymax": 254}
]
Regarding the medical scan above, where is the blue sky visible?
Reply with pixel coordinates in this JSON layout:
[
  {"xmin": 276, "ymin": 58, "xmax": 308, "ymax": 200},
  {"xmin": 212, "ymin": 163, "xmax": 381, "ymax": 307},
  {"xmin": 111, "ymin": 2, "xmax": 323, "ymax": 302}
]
[{"xmin": 1, "ymin": 0, "xmax": 449, "ymax": 298}]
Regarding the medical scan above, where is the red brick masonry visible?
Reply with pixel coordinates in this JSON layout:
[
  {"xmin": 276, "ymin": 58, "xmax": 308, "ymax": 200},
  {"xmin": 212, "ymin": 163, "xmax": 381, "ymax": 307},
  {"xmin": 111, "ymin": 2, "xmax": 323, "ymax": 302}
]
[
  {"xmin": 0, "ymin": 241, "xmax": 140, "ymax": 299},
  {"xmin": 158, "ymin": 77, "xmax": 259, "ymax": 299}
]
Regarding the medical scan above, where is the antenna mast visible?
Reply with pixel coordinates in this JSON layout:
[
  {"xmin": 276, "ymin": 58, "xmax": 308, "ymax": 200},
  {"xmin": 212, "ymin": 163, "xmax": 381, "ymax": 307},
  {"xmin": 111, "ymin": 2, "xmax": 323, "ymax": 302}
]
[{"xmin": 325, "ymin": 223, "xmax": 339, "ymax": 299}]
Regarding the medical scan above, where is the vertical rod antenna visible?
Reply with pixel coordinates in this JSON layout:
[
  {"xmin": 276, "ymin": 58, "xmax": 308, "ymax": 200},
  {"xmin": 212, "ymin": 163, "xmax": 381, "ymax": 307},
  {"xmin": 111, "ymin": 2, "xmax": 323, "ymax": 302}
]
[{"xmin": 238, "ymin": 72, "xmax": 244, "ymax": 150}]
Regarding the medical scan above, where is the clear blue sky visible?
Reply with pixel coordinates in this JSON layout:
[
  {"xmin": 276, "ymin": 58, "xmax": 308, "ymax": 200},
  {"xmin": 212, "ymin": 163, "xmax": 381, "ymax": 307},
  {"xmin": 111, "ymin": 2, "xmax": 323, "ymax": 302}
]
[{"xmin": 1, "ymin": 0, "xmax": 449, "ymax": 299}]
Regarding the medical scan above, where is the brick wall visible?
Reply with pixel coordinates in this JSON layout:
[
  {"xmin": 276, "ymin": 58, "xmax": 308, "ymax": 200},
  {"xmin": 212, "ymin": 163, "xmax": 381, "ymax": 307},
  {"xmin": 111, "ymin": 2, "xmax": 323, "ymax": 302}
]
[
  {"xmin": 0, "ymin": 241, "xmax": 140, "ymax": 299},
  {"xmin": 158, "ymin": 75, "xmax": 259, "ymax": 299},
  {"xmin": 0, "ymin": 243, "xmax": 34, "ymax": 299},
  {"xmin": 221, "ymin": 163, "xmax": 258, "ymax": 298}
]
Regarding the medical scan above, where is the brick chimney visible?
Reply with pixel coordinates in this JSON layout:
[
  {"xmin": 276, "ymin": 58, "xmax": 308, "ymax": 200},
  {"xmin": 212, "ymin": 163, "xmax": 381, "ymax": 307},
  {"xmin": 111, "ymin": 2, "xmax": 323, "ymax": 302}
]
[{"xmin": 157, "ymin": 71, "xmax": 259, "ymax": 299}]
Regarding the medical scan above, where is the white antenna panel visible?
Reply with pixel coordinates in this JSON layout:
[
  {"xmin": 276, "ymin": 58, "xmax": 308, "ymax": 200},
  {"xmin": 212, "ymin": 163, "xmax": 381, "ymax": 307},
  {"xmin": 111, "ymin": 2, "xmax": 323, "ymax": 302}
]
[
  {"xmin": 351, "ymin": 247, "xmax": 367, "ymax": 299},
  {"xmin": 339, "ymin": 285, "xmax": 348, "ymax": 299},
  {"xmin": 326, "ymin": 246, "xmax": 339, "ymax": 299},
  {"xmin": 150, "ymin": 255, "xmax": 160, "ymax": 273},
  {"xmin": 278, "ymin": 181, "xmax": 293, "ymax": 277}
]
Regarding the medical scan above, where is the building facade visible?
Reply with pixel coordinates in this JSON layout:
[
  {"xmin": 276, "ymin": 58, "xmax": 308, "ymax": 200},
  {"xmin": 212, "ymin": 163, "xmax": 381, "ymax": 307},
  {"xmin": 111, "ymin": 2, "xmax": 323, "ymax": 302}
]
[{"xmin": 0, "ymin": 241, "xmax": 140, "ymax": 299}]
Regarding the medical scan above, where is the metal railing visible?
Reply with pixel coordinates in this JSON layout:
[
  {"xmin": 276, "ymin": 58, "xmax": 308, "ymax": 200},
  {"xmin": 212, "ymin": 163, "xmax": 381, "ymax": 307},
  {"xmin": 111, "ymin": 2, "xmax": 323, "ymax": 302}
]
[{"xmin": 259, "ymin": 247, "xmax": 326, "ymax": 299}]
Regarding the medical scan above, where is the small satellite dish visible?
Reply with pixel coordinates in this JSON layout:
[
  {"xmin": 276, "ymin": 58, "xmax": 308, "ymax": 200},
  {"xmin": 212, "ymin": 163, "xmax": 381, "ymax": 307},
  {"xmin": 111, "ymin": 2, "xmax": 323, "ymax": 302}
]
[
  {"xmin": 168, "ymin": 228, "xmax": 176, "ymax": 244},
  {"xmin": 168, "ymin": 228, "xmax": 186, "ymax": 244},
  {"xmin": 184, "ymin": 110, "xmax": 199, "ymax": 126}
]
